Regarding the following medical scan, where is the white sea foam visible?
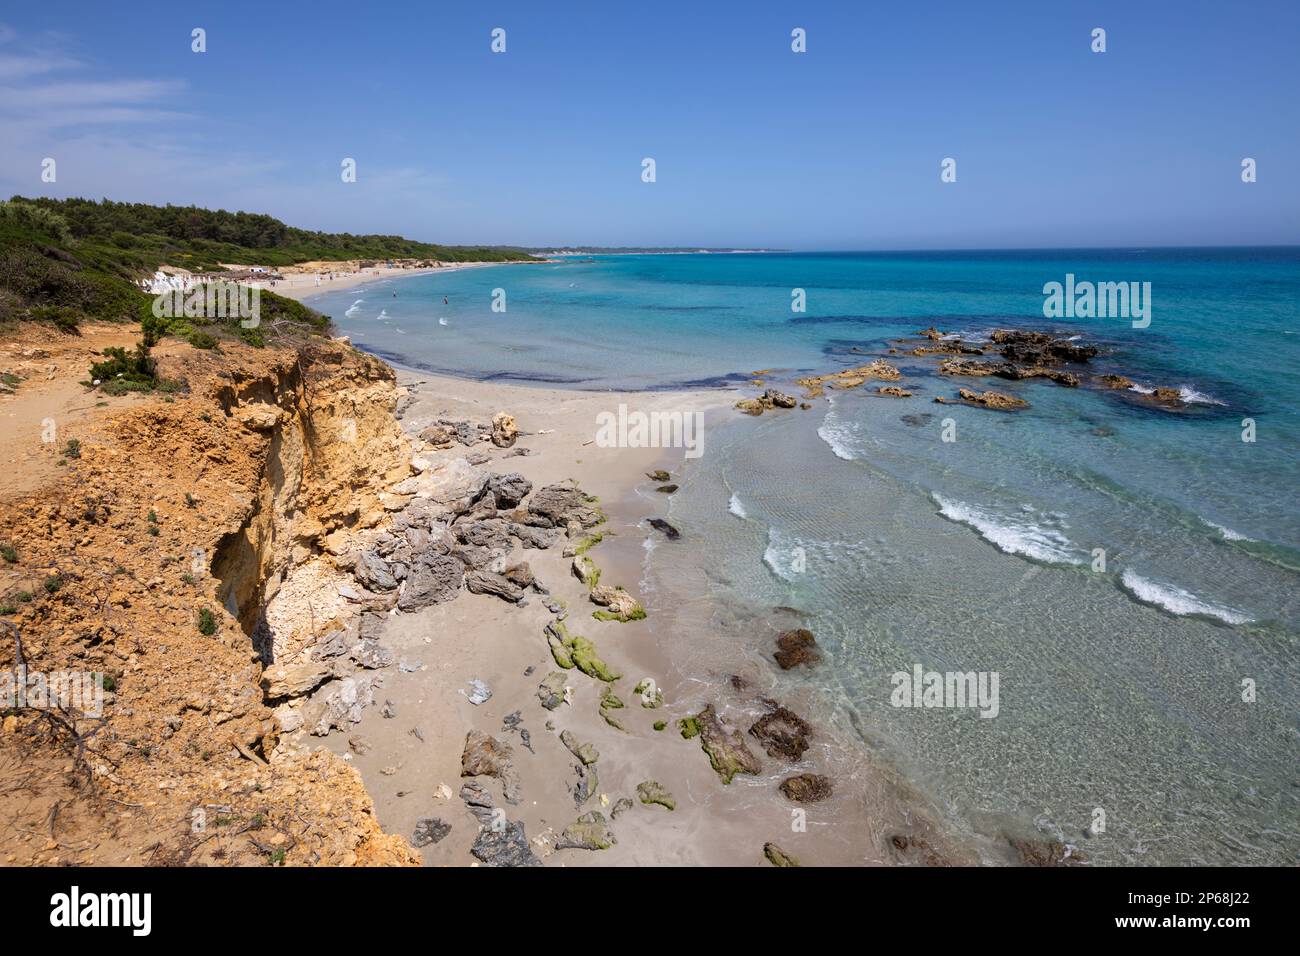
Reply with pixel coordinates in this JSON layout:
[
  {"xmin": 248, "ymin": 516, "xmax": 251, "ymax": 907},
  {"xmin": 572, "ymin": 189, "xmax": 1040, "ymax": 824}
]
[
  {"xmin": 438, "ymin": 317, "xmax": 449, "ymax": 326},
  {"xmin": 1128, "ymin": 383, "xmax": 1225, "ymax": 405},
  {"xmin": 377, "ymin": 308, "xmax": 389, "ymax": 320},
  {"xmin": 763, "ymin": 529, "xmax": 804, "ymax": 582},
  {"xmin": 728, "ymin": 493, "xmax": 747, "ymax": 518},
  {"xmin": 1120, "ymin": 569, "xmax": 1251, "ymax": 625},
  {"xmin": 817, "ymin": 401, "xmax": 859, "ymax": 461},
  {"xmin": 1200, "ymin": 517, "xmax": 1251, "ymax": 542},
  {"xmin": 344, "ymin": 299, "xmax": 363, "ymax": 317},
  {"xmin": 932, "ymin": 494, "xmax": 1086, "ymax": 565},
  {"xmin": 1177, "ymin": 385, "xmax": 1225, "ymax": 406}
]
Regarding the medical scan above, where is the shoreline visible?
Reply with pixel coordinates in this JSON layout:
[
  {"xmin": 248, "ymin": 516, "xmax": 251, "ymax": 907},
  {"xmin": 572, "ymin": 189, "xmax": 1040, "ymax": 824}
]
[
  {"xmin": 278, "ymin": 363, "xmax": 981, "ymax": 866},
  {"xmin": 266, "ymin": 260, "xmax": 513, "ymax": 302}
]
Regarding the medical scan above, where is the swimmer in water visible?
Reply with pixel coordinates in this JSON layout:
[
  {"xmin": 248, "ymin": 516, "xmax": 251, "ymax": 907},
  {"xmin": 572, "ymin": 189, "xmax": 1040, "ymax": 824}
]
[{"xmin": 443, "ymin": 296, "xmax": 449, "ymax": 305}]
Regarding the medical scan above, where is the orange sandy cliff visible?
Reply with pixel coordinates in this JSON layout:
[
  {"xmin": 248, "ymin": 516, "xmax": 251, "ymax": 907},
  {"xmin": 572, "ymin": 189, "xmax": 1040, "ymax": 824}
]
[{"xmin": 0, "ymin": 322, "xmax": 419, "ymax": 865}]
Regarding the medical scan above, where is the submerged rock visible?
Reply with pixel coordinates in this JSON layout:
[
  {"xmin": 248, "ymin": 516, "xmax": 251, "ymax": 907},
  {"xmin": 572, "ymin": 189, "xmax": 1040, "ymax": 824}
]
[
  {"xmin": 749, "ymin": 703, "xmax": 813, "ymax": 761},
  {"xmin": 1006, "ymin": 835, "xmax": 1087, "ymax": 867},
  {"xmin": 647, "ymin": 517, "xmax": 680, "ymax": 540},
  {"xmin": 646, "ymin": 470, "xmax": 671, "ymax": 482},
  {"xmin": 934, "ymin": 387, "xmax": 1028, "ymax": 410},
  {"xmin": 773, "ymin": 628, "xmax": 821, "ymax": 670},
  {"xmin": 779, "ymin": 773, "xmax": 833, "ymax": 803}
]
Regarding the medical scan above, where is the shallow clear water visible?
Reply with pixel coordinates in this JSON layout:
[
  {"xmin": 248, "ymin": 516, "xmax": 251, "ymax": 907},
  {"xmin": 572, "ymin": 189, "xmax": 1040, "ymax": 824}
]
[{"xmin": 312, "ymin": 249, "xmax": 1300, "ymax": 863}]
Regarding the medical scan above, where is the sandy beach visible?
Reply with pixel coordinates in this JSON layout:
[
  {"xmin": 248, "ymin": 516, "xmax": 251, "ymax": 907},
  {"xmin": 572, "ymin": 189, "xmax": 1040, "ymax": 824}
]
[
  {"xmin": 258, "ymin": 261, "xmax": 512, "ymax": 302},
  {"xmin": 263, "ymin": 355, "xmax": 965, "ymax": 866}
]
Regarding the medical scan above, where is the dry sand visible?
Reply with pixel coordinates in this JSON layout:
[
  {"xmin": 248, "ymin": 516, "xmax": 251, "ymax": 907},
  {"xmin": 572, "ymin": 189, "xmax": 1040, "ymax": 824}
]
[{"xmin": 257, "ymin": 262, "xmax": 511, "ymax": 302}]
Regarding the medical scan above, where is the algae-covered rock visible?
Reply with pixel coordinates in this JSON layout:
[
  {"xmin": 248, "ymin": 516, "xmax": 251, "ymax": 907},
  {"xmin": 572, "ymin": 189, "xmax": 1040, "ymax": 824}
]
[
  {"xmin": 653, "ymin": 720, "xmax": 667, "ymax": 731},
  {"xmin": 636, "ymin": 779, "xmax": 676, "ymax": 811},
  {"xmin": 633, "ymin": 679, "xmax": 663, "ymax": 709},
  {"xmin": 545, "ymin": 619, "xmax": 576, "ymax": 669},
  {"xmin": 573, "ymin": 761, "xmax": 598, "ymax": 807},
  {"xmin": 599, "ymin": 685, "xmax": 627, "ymax": 731},
  {"xmin": 694, "ymin": 704, "xmax": 761, "ymax": 784},
  {"xmin": 592, "ymin": 587, "xmax": 647, "ymax": 624},
  {"xmin": 537, "ymin": 671, "xmax": 569, "ymax": 710},
  {"xmin": 572, "ymin": 554, "xmax": 600, "ymax": 588},
  {"xmin": 545, "ymin": 618, "xmax": 620, "ymax": 681},
  {"xmin": 569, "ymin": 634, "xmax": 621, "ymax": 682},
  {"xmin": 590, "ymin": 583, "xmax": 646, "ymax": 622},
  {"xmin": 764, "ymin": 842, "xmax": 800, "ymax": 867},
  {"xmin": 560, "ymin": 729, "xmax": 599, "ymax": 766},
  {"xmin": 678, "ymin": 716, "xmax": 702, "ymax": 739},
  {"xmin": 556, "ymin": 811, "xmax": 616, "ymax": 851},
  {"xmin": 611, "ymin": 797, "xmax": 635, "ymax": 819}
]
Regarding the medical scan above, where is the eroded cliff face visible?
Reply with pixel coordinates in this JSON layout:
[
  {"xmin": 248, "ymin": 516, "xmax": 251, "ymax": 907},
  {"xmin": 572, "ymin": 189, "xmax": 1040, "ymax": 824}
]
[{"xmin": 0, "ymin": 325, "xmax": 418, "ymax": 866}]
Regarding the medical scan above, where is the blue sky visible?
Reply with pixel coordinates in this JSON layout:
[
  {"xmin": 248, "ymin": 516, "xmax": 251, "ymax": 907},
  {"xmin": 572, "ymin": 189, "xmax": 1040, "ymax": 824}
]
[{"xmin": 2, "ymin": 0, "xmax": 1297, "ymax": 249}]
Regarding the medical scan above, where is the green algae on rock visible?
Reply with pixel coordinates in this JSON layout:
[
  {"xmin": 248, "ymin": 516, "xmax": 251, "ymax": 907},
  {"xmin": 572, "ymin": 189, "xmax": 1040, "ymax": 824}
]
[
  {"xmin": 764, "ymin": 842, "xmax": 800, "ymax": 867},
  {"xmin": 636, "ymin": 779, "xmax": 676, "ymax": 811},
  {"xmin": 693, "ymin": 705, "xmax": 762, "ymax": 784}
]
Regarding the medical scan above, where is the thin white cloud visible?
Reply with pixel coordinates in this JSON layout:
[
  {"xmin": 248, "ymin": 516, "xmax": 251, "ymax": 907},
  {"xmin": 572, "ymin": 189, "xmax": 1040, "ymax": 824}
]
[{"xmin": 0, "ymin": 52, "xmax": 83, "ymax": 79}]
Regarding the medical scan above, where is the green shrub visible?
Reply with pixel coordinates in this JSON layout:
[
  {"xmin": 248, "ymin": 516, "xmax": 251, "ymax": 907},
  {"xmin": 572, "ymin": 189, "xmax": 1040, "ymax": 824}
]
[
  {"xmin": 197, "ymin": 606, "xmax": 217, "ymax": 635},
  {"xmin": 0, "ymin": 543, "xmax": 16, "ymax": 563}
]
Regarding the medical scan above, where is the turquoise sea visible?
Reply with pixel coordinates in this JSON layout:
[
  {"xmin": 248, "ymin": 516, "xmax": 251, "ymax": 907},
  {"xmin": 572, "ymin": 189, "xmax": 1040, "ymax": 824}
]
[{"xmin": 311, "ymin": 249, "xmax": 1300, "ymax": 864}]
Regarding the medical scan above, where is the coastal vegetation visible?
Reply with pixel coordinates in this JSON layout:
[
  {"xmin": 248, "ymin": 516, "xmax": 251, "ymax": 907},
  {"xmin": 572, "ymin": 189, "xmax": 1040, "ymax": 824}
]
[{"xmin": 0, "ymin": 196, "xmax": 532, "ymax": 341}]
